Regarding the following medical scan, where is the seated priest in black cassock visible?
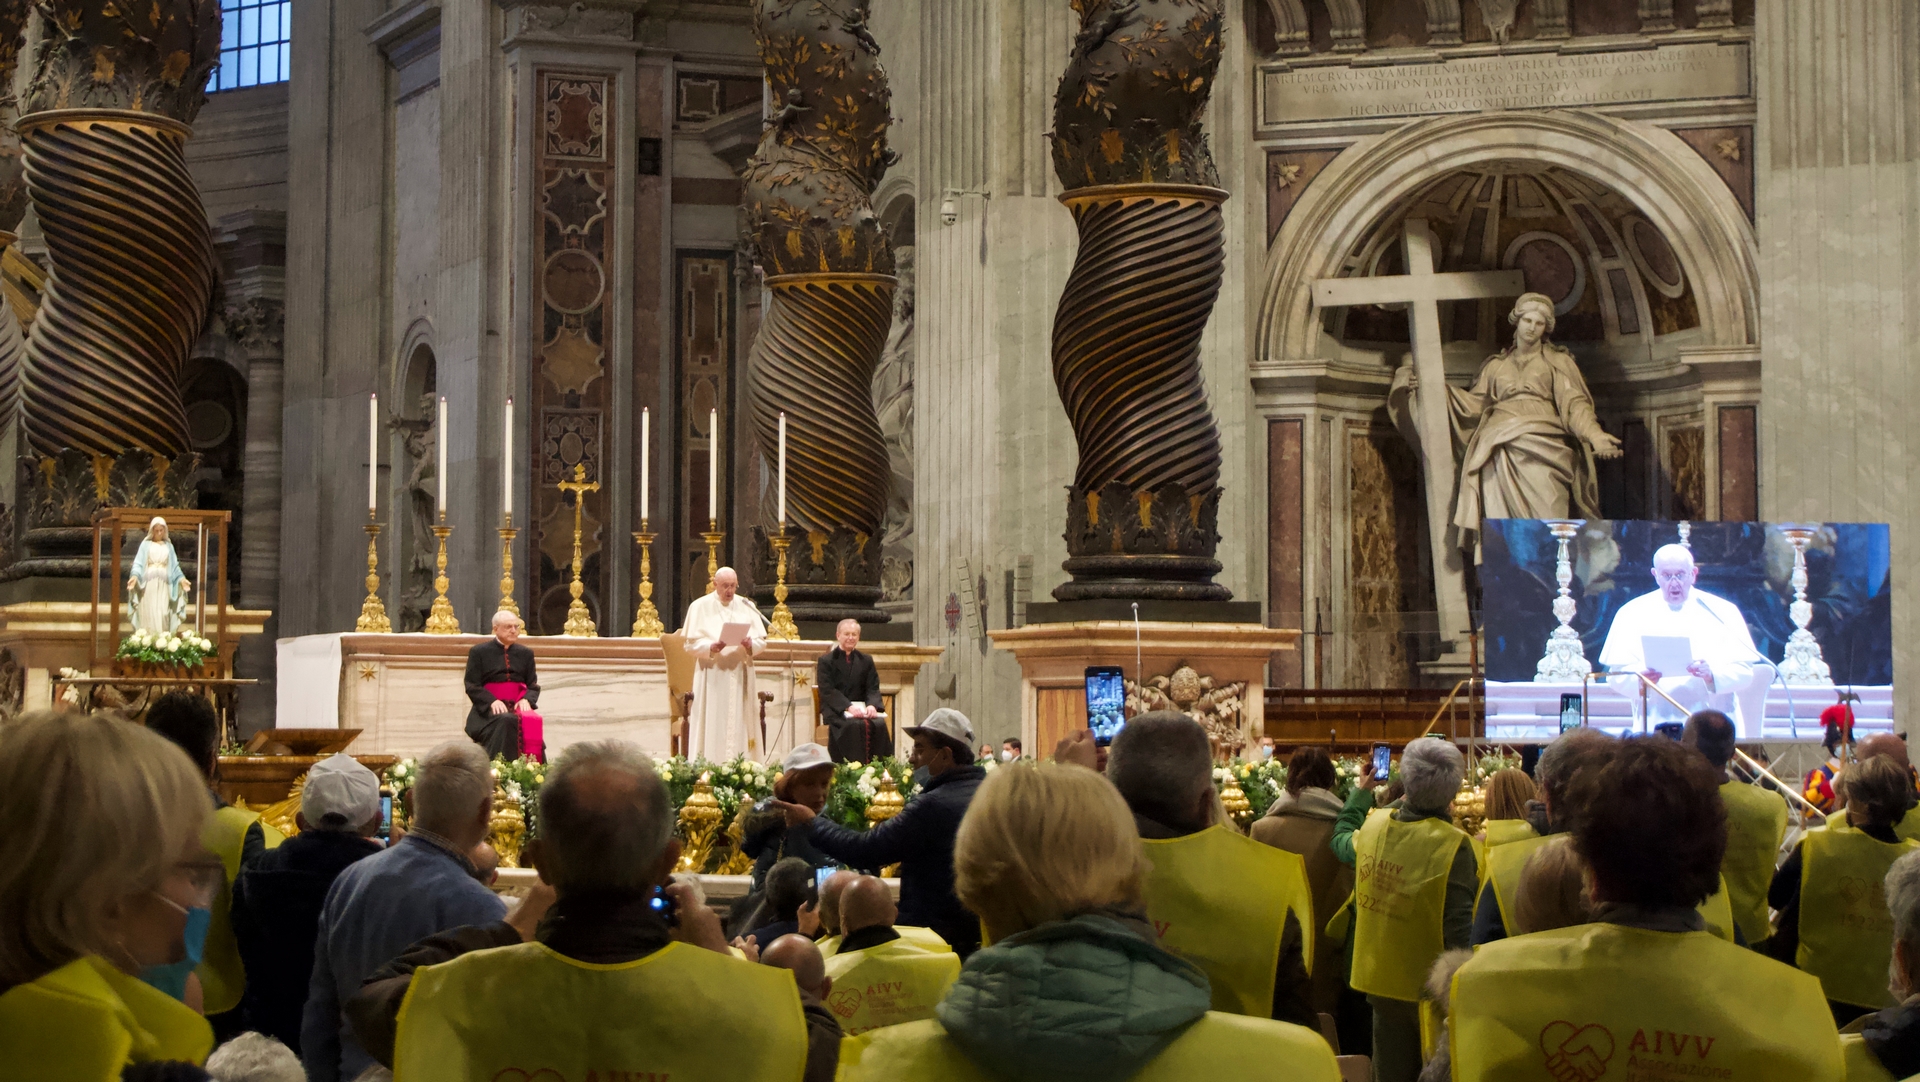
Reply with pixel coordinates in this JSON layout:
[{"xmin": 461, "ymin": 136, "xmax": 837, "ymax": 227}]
[
  {"xmin": 819, "ymin": 618, "xmax": 890, "ymax": 763},
  {"xmin": 464, "ymin": 610, "xmax": 544, "ymax": 762}
]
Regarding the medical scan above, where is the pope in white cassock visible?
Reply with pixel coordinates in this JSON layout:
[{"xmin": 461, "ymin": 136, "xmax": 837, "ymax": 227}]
[
  {"xmin": 684, "ymin": 566, "xmax": 768, "ymax": 760},
  {"xmin": 1598, "ymin": 544, "xmax": 1760, "ymax": 727}
]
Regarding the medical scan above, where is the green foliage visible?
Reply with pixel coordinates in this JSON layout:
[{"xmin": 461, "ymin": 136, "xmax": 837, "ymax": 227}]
[
  {"xmin": 821, "ymin": 758, "xmax": 919, "ymax": 831},
  {"xmin": 116, "ymin": 628, "xmax": 213, "ymax": 667}
]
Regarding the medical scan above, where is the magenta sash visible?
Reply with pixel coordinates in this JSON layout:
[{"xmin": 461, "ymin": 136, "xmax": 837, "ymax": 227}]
[{"xmin": 484, "ymin": 681, "xmax": 544, "ymax": 762}]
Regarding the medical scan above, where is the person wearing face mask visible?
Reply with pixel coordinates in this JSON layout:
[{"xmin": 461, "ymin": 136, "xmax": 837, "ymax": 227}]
[
  {"xmin": 1000, "ymin": 738, "xmax": 1021, "ymax": 763},
  {"xmin": 0, "ymin": 711, "xmax": 226, "ymax": 1077},
  {"xmin": 145, "ymin": 690, "xmax": 287, "ymax": 1035}
]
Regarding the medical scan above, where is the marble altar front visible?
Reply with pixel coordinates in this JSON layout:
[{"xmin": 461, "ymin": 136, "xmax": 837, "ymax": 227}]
[{"xmin": 277, "ymin": 633, "xmax": 945, "ymax": 761}]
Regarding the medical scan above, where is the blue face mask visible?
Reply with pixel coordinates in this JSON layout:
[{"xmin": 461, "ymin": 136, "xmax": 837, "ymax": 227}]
[{"xmin": 137, "ymin": 893, "xmax": 212, "ymax": 1002}]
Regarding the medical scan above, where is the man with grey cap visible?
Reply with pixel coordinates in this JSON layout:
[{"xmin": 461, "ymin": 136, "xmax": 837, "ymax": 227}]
[
  {"xmin": 773, "ymin": 708, "xmax": 987, "ymax": 956},
  {"xmin": 231, "ymin": 753, "xmax": 386, "ymax": 1053}
]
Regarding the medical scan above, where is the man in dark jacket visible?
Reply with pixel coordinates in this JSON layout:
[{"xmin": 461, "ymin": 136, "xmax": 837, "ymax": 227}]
[
  {"xmin": 231, "ymin": 754, "xmax": 384, "ymax": 1052},
  {"xmin": 773, "ymin": 708, "xmax": 986, "ymax": 957},
  {"xmin": 464, "ymin": 610, "xmax": 542, "ymax": 760},
  {"xmin": 818, "ymin": 619, "xmax": 890, "ymax": 763}
]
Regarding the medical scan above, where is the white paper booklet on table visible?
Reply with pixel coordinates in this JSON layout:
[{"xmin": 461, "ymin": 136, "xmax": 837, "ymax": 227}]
[
  {"xmin": 718, "ymin": 621, "xmax": 753, "ymax": 647},
  {"xmin": 1641, "ymin": 635, "xmax": 1694, "ymax": 678}
]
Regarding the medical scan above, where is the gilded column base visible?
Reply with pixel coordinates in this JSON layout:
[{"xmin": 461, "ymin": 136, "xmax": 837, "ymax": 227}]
[
  {"xmin": 1053, "ymin": 480, "xmax": 1229, "ymax": 602},
  {"xmin": 749, "ymin": 524, "xmax": 889, "ymax": 624}
]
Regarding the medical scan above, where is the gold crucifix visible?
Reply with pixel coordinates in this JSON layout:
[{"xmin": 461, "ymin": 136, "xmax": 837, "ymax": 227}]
[{"xmin": 558, "ymin": 462, "xmax": 600, "ymax": 637}]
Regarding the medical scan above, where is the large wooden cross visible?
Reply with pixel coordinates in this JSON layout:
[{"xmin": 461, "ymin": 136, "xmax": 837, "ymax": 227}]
[{"xmin": 1313, "ymin": 219, "xmax": 1524, "ymax": 654}]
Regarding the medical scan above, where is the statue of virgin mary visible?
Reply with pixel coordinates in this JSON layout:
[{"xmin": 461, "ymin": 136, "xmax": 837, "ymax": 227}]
[{"xmin": 127, "ymin": 517, "xmax": 191, "ymax": 634}]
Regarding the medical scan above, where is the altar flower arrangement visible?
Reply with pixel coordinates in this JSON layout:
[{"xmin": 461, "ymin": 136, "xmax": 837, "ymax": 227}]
[
  {"xmin": 116, "ymin": 627, "xmax": 214, "ymax": 668},
  {"xmin": 824, "ymin": 757, "xmax": 919, "ymax": 831}
]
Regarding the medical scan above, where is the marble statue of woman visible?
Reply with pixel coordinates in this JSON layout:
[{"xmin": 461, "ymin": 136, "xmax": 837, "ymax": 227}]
[
  {"xmin": 127, "ymin": 517, "xmax": 190, "ymax": 634},
  {"xmin": 1390, "ymin": 292, "xmax": 1623, "ymax": 558}
]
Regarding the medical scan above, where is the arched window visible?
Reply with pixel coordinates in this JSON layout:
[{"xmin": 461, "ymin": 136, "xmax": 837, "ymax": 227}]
[{"xmin": 210, "ymin": 0, "xmax": 291, "ymax": 92}]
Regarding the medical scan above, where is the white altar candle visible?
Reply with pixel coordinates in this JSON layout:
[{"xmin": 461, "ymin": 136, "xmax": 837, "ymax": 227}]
[
  {"xmin": 367, "ymin": 392, "xmax": 377, "ymax": 513},
  {"xmin": 640, "ymin": 407, "xmax": 650, "ymax": 521},
  {"xmin": 708, "ymin": 408, "xmax": 718, "ymax": 523},
  {"xmin": 503, "ymin": 397, "xmax": 513, "ymax": 514},
  {"xmin": 777, "ymin": 411, "xmax": 787, "ymax": 525},
  {"xmin": 437, "ymin": 395, "xmax": 448, "ymax": 518}
]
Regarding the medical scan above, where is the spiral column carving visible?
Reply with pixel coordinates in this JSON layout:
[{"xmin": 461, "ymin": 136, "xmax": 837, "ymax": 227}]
[
  {"xmin": 6, "ymin": 0, "xmax": 221, "ymax": 579},
  {"xmin": 741, "ymin": 0, "xmax": 897, "ymax": 623},
  {"xmin": 1048, "ymin": 0, "xmax": 1233, "ymax": 602},
  {"xmin": 19, "ymin": 112, "xmax": 212, "ymax": 456}
]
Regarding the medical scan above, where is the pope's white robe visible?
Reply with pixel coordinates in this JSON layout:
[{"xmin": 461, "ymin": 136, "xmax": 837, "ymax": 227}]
[
  {"xmin": 683, "ymin": 592, "xmax": 768, "ymax": 761},
  {"xmin": 1597, "ymin": 587, "xmax": 1760, "ymax": 726}
]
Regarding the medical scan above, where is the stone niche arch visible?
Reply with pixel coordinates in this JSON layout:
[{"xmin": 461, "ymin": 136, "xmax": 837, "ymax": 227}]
[{"xmin": 1257, "ymin": 110, "xmax": 1757, "ymax": 365}]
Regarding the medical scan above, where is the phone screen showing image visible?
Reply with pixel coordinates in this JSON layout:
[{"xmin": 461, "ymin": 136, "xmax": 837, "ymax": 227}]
[
  {"xmin": 815, "ymin": 866, "xmax": 835, "ymax": 894},
  {"xmin": 1371, "ymin": 744, "xmax": 1392, "ymax": 781},
  {"xmin": 378, "ymin": 795, "xmax": 393, "ymax": 844},
  {"xmin": 1086, "ymin": 667, "xmax": 1127, "ymax": 746}
]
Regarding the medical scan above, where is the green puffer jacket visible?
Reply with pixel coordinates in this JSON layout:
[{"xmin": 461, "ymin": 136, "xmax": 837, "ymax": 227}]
[{"xmin": 936, "ymin": 912, "xmax": 1213, "ymax": 1082}]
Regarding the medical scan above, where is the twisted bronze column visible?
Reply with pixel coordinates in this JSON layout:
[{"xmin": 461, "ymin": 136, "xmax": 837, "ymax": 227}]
[
  {"xmin": 7, "ymin": 0, "xmax": 219, "ymax": 578},
  {"xmin": 741, "ymin": 0, "xmax": 897, "ymax": 623},
  {"xmin": 20, "ymin": 112, "xmax": 213, "ymax": 455},
  {"xmin": 1048, "ymin": 0, "xmax": 1232, "ymax": 602}
]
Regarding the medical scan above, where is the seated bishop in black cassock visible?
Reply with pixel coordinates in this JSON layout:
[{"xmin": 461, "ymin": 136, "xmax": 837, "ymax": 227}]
[
  {"xmin": 817, "ymin": 619, "xmax": 890, "ymax": 763},
  {"xmin": 464, "ymin": 611, "xmax": 543, "ymax": 761}
]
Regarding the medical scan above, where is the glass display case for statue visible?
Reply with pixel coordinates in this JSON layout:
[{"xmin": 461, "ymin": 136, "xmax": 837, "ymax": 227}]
[{"xmin": 65, "ymin": 508, "xmax": 249, "ymax": 722}]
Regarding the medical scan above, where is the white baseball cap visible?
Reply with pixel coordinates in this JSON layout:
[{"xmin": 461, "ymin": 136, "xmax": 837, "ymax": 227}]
[
  {"xmin": 905, "ymin": 708, "xmax": 975, "ymax": 758},
  {"xmin": 783, "ymin": 743, "xmax": 834, "ymax": 773},
  {"xmin": 301, "ymin": 753, "xmax": 382, "ymax": 831}
]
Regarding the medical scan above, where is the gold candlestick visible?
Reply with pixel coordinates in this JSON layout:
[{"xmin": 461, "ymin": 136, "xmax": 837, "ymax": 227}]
[
  {"xmin": 424, "ymin": 521, "xmax": 461, "ymax": 634},
  {"xmin": 557, "ymin": 463, "xmax": 601, "ymax": 637},
  {"xmin": 630, "ymin": 522, "xmax": 664, "ymax": 637},
  {"xmin": 356, "ymin": 512, "xmax": 392, "ymax": 632},
  {"xmin": 701, "ymin": 519, "xmax": 724, "ymax": 593},
  {"xmin": 768, "ymin": 530, "xmax": 799, "ymax": 640},
  {"xmin": 497, "ymin": 512, "xmax": 519, "ymax": 617}
]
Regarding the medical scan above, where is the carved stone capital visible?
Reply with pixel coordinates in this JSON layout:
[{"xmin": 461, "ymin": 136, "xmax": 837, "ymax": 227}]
[{"xmin": 222, "ymin": 296, "xmax": 285, "ymax": 354}]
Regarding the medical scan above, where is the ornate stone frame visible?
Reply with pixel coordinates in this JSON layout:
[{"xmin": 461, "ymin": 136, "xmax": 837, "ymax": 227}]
[{"xmin": 1256, "ymin": 109, "xmax": 1759, "ymax": 368}]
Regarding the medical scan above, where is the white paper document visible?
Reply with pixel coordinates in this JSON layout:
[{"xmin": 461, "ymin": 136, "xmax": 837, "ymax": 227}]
[
  {"xmin": 718, "ymin": 621, "xmax": 753, "ymax": 647},
  {"xmin": 1641, "ymin": 635, "xmax": 1694, "ymax": 677}
]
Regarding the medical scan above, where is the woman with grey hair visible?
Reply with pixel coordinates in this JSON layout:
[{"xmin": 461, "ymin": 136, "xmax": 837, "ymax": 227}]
[
  {"xmin": 1329, "ymin": 737, "xmax": 1476, "ymax": 1082},
  {"xmin": 1840, "ymin": 849, "xmax": 1920, "ymax": 1082},
  {"xmin": 1769, "ymin": 754, "xmax": 1920, "ymax": 1024}
]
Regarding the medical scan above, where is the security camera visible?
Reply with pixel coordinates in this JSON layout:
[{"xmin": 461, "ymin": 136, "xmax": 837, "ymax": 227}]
[{"xmin": 940, "ymin": 198, "xmax": 958, "ymax": 227}]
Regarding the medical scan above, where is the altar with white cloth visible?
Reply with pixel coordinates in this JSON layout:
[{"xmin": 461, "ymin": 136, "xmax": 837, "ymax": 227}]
[{"xmin": 275, "ymin": 632, "xmax": 943, "ymax": 760}]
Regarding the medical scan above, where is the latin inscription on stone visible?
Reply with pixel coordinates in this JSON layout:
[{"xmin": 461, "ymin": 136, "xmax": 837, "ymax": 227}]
[{"xmin": 1260, "ymin": 42, "xmax": 1750, "ymax": 127}]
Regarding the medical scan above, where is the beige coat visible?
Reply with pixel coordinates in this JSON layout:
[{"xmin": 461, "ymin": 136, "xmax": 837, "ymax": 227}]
[{"xmin": 1250, "ymin": 786, "xmax": 1353, "ymax": 1014}]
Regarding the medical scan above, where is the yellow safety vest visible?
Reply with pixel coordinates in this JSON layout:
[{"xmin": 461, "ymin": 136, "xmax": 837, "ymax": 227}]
[
  {"xmin": 1141, "ymin": 825, "xmax": 1315, "ymax": 1016},
  {"xmin": 1841, "ymin": 1033, "xmax": 1897, "ymax": 1082},
  {"xmin": 837, "ymin": 1012, "xmax": 1342, "ymax": 1082},
  {"xmin": 1896, "ymin": 811, "xmax": 1920, "ymax": 845},
  {"xmin": 1721, "ymin": 780, "xmax": 1789, "ymax": 945},
  {"xmin": 200, "ymin": 803, "xmax": 284, "ymax": 1015},
  {"xmin": 394, "ymin": 941, "xmax": 809, "ymax": 1081},
  {"xmin": 819, "ymin": 925, "xmax": 952, "ymax": 960},
  {"xmin": 1483, "ymin": 819, "xmax": 1539, "ymax": 849},
  {"xmin": 821, "ymin": 937, "xmax": 961, "ymax": 1035},
  {"xmin": 0, "ymin": 955, "xmax": 213, "ymax": 1080},
  {"xmin": 1481, "ymin": 832, "xmax": 1735, "ymax": 942},
  {"xmin": 1450, "ymin": 922, "xmax": 1842, "ymax": 1082},
  {"xmin": 1800, "ymin": 823, "xmax": 1920, "ymax": 1008},
  {"xmin": 1351, "ymin": 811, "xmax": 1472, "ymax": 1002}
]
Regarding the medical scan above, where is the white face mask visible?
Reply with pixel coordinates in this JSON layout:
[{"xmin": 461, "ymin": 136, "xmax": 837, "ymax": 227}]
[{"xmin": 1000, "ymin": 749, "xmax": 1015, "ymax": 762}]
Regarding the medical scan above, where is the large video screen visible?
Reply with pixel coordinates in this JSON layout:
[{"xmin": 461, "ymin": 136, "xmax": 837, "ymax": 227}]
[{"xmin": 1480, "ymin": 520, "xmax": 1892, "ymax": 738}]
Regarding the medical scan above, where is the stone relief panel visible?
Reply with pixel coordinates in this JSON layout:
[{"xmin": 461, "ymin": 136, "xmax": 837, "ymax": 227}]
[
  {"xmin": 531, "ymin": 71, "xmax": 612, "ymax": 634},
  {"xmin": 674, "ymin": 252, "xmax": 734, "ymax": 605},
  {"xmin": 1347, "ymin": 423, "xmax": 1432, "ymax": 688},
  {"xmin": 874, "ymin": 245, "xmax": 914, "ymax": 604}
]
